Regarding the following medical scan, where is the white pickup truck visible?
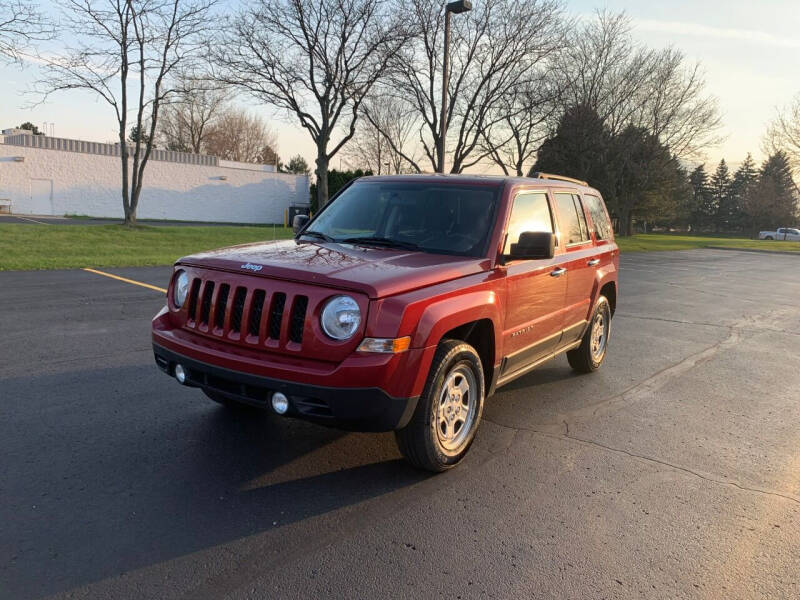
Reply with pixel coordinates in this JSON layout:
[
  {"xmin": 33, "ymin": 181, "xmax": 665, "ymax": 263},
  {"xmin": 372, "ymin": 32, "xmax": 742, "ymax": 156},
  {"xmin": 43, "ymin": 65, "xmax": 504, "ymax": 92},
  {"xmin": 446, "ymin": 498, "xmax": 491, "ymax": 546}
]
[{"xmin": 759, "ymin": 227, "xmax": 800, "ymax": 241}]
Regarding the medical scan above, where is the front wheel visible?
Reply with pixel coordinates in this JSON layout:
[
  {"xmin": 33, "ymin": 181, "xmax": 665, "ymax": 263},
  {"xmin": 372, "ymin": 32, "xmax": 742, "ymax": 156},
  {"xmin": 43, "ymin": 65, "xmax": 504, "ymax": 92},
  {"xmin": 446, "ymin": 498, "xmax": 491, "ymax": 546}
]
[
  {"xmin": 395, "ymin": 340, "xmax": 485, "ymax": 472},
  {"xmin": 567, "ymin": 295, "xmax": 611, "ymax": 373},
  {"xmin": 764, "ymin": 236, "xmax": 774, "ymax": 240}
]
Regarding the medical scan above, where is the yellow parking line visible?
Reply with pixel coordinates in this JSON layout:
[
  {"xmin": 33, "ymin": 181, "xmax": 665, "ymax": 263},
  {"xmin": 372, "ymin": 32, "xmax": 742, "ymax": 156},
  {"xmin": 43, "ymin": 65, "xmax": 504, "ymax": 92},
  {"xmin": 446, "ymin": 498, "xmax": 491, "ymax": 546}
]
[{"xmin": 82, "ymin": 268, "xmax": 167, "ymax": 293}]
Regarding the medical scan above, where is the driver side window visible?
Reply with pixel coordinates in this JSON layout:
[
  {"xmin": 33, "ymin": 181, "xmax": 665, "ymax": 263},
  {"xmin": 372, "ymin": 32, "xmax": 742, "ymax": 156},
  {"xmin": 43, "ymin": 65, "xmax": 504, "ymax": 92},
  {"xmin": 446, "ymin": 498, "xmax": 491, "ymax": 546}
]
[{"xmin": 503, "ymin": 192, "xmax": 554, "ymax": 255}]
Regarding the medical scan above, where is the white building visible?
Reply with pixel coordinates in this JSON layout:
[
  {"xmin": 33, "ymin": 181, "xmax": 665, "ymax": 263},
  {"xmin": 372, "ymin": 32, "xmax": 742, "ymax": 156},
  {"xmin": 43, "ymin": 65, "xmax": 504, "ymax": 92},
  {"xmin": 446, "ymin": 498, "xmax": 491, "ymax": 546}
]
[{"xmin": 0, "ymin": 129, "xmax": 309, "ymax": 224}]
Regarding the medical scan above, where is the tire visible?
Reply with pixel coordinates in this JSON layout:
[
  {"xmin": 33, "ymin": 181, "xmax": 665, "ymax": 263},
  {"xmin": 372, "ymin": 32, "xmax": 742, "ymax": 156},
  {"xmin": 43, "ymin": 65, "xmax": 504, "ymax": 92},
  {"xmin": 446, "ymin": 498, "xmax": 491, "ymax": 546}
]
[
  {"xmin": 202, "ymin": 388, "xmax": 260, "ymax": 410},
  {"xmin": 395, "ymin": 340, "xmax": 485, "ymax": 472},
  {"xmin": 567, "ymin": 295, "xmax": 611, "ymax": 373},
  {"xmin": 765, "ymin": 236, "xmax": 774, "ymax": 240}
]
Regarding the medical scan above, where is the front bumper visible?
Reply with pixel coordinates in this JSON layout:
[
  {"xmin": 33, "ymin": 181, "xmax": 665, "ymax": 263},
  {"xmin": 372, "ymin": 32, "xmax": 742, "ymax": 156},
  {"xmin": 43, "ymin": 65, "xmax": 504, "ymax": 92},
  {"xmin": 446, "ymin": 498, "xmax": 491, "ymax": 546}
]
[{"xmin": 153, "ymin": 344, "xmax": 419, "ymax": 432}]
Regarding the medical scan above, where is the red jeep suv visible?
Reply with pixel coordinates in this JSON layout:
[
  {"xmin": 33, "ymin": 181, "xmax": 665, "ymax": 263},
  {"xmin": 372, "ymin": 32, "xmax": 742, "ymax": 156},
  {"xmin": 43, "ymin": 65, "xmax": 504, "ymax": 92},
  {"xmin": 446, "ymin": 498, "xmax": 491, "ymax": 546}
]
[{"xmin": 152, "ymin": 173, "xmax": 618, "ymax": 471}]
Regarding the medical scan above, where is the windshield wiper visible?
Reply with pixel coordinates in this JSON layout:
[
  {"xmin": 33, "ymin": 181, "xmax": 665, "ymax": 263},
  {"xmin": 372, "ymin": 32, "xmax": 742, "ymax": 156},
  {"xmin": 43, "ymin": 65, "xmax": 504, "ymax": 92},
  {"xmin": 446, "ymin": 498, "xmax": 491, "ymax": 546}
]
[
  {"xmin": 339, "ymin": 236, "xmax": 419, "ymax": 251},
  {"xmin": 298, "ymin": 230, "xmax": 335, "ymax": 243}
]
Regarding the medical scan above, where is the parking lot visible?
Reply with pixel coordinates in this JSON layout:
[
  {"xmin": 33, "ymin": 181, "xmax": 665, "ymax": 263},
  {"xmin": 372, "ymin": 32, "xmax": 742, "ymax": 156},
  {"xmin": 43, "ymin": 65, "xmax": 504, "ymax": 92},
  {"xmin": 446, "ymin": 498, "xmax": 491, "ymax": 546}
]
[{"xmin": 2, "ymin": 249, "xmax": 799, "ymax": 599}]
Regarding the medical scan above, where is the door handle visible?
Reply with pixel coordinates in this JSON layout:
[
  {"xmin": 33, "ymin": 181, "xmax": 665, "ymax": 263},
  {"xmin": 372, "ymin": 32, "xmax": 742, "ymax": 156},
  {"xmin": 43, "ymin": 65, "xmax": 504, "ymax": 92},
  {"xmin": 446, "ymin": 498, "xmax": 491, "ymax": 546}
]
[
  {"xmin": 550, "ymin": 267, "xmax": 567, "ymax": 277},
  {"xmin": 587, "ymin": 258, "xmax": 600, "ymax": 266}
]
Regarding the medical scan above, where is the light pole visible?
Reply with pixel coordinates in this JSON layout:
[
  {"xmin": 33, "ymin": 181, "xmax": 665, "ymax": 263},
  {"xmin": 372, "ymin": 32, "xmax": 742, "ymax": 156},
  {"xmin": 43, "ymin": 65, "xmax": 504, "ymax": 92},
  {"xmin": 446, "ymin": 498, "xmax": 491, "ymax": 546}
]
[{"xmin": 437, "ymin": 0, "xmax": 472, "ymax": 174}]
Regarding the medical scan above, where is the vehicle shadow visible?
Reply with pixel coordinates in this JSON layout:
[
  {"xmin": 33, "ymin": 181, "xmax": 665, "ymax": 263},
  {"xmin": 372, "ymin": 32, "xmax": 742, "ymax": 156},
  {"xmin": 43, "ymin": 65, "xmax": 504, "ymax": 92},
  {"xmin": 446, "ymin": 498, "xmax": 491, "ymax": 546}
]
[{"xmin": 0, "ymin": 364, "xmax": 429, "ymax": 599}]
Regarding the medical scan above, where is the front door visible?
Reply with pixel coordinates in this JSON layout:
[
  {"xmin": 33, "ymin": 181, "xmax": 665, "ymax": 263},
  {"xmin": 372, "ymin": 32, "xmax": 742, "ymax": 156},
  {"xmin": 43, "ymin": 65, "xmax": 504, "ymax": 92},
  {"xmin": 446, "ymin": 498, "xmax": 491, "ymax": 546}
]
[{"xmin": 501, "ymin": 191, "xmax": 568, "ymax": 377}]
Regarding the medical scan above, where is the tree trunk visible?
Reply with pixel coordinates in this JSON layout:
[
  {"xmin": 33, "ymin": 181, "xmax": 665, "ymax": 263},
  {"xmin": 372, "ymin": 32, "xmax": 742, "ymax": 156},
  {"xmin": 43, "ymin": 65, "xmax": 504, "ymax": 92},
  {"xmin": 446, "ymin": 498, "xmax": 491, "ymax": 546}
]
[
  {"xmin": 128, "ymin": 181, "xmax": 142, "ymax": 226},
  {"xmin": 120, "ymin": 139, "xmax": 135, "ymax": 226},
  {"xmin": 124, "ymin": 204, "xmax": 137, "ymax": 226},
  {"xmin": 316, "ymin": 152, "xmax": 329, "ymax": 208},
  {"xmin": 618, "ymin": 208, "xmax": 633, "ymax": 236}
]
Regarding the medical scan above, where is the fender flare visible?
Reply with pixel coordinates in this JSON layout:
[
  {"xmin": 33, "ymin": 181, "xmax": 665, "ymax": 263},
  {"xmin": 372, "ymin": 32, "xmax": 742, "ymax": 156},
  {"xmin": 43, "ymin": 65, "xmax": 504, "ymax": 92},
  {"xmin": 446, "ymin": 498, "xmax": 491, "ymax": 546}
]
[
  {"xmin": 409, "ymin": 290, "xmax": 502, "ymax": 350},
  {"xmin": 588, "ymin": 265, "xmax": 618, "ymax": 319}
]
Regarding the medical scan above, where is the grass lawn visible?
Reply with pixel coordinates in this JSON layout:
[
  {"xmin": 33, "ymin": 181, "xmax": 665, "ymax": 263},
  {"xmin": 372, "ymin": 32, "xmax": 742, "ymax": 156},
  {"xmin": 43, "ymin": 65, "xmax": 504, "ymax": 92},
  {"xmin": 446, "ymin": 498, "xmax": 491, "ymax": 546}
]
[
  {"xmin": 0, "ymin": 223, "xmax": 294, "ymax": 271},
  {"xmin": 1, "ymin": 225, "xmax": 798, "ymax": 271},
  {"xmin": 615, "ymin": 234, "xmax": 800, "ymax": 254}
]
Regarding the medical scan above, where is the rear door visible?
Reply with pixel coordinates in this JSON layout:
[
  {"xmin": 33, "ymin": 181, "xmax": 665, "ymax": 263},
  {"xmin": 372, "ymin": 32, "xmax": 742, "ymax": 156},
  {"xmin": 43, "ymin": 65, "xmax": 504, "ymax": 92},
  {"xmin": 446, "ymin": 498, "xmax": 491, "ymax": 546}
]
[
  {"xmin": 501, "ymin": 190, "xmax": 568, "ymax": 376},
  {"xmin": 552, "ymin": 191, "xmax": 596, "ymax": 344}
]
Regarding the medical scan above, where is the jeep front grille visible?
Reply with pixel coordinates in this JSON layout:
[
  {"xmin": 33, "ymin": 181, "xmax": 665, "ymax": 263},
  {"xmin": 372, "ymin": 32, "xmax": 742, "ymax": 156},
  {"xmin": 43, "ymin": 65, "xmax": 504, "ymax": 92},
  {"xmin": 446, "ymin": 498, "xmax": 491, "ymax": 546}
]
[
  {"xmin": 185, "ymin": 277, "xmax": 309, "ymax": 346},
  {"xmin": 268, "ymin": 293, "xmax": 286, "ymax": 340}
]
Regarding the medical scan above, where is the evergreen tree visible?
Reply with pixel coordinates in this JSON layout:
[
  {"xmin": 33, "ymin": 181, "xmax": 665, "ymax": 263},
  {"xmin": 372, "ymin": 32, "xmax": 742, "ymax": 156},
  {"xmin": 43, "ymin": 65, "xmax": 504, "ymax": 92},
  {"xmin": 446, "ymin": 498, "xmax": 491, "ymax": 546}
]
[
  {"xmin": 665, "ymin": 165, "xmax": 693, "ymax": 230},
  {"xmin": 19, "ymin": 122, "xmax": 43, "ymax": 135},
  {"xmin": 609, "ymin": 125, "xmax": 680, "ymax": 235},
  {"xmin": 128, "ymin": 125, "xmax": 153, "ymax": 147},
  {"xmin": 730, "ymin": 154, "xmax": 758, "ymax": 230},
  {"xmin": 532, "ymin": 104, "xmax": 614, "ymax": 196},
  {"xmin": 689, "ymin": 165, "xmax": 713, "ymax": 231},
  {"xmin": 285, "ymin": 155, "xmax": 310, "ymax": 175},
  {"xmin": 742, "ymin": 151, "xmax": 798, "ymax": 235},
  {"xmin": 534, "ymin": 105, "xmax": 688, "ymax": 235},
  {"xmin": 710, "ymin": 159, "xmax": 733, "ymax": 231}
]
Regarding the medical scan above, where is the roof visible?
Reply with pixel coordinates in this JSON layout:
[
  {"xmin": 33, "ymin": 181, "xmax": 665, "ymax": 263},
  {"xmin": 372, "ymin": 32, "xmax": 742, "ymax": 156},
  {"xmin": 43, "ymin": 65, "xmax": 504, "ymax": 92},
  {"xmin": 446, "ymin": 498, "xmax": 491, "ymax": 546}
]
[{"xmin": 359, "ymin": 173, "xmax": 598, "ymax": 193}]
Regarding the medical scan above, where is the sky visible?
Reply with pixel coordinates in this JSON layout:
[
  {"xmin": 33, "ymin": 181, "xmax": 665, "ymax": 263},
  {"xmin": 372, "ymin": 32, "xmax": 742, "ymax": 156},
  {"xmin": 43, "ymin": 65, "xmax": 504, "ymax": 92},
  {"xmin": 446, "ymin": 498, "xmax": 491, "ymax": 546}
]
[{"xmin": 1, "ymin": 0, "xmax": 798, "ymax": 173}]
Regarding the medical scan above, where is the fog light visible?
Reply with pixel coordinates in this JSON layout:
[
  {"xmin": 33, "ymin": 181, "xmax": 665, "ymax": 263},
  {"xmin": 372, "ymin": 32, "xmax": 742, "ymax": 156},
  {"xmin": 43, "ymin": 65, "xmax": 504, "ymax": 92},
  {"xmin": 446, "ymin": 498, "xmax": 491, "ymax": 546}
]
[
  {"xmin": 271, "ymin": 392, "xmax": 289, "ymax": 414},
  {"xmin": 174, "ymin": 363, "xmax": 187, "ymax": 384}
]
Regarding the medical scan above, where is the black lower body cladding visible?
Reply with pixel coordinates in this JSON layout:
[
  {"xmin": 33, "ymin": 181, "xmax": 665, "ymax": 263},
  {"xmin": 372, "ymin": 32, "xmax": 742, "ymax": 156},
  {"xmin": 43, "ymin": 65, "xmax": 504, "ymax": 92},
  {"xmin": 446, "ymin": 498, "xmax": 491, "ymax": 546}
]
[{"xmin": 153, "ymin": 344, "xmax": 418, "ymax": 432}]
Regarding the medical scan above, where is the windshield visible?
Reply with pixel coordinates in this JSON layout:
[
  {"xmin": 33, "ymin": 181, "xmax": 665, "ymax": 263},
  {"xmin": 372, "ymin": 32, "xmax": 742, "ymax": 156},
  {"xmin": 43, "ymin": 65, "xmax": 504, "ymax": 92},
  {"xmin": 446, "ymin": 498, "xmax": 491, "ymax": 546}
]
[{"xmin": 303, "ymin": 181, "xmax": 500, "ymax": 257}]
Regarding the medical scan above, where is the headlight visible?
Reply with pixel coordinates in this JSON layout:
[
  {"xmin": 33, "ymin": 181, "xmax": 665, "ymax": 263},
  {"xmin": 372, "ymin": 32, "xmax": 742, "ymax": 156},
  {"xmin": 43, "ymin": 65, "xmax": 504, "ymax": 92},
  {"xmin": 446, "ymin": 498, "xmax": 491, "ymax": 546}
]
[
  {"xmin": 320, "ymin": 295, "xmax": 361, "ymax": 340},
  {"xmin": 173, "ymin": 269, "xmax": 190, "ymax": 308}
]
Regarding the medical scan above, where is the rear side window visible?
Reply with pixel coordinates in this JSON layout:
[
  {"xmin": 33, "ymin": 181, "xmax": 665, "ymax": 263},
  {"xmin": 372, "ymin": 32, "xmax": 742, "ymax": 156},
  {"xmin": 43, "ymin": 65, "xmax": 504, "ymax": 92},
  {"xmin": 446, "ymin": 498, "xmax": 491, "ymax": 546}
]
[
  {"xmin": 583, "ymin": 194, "xmax": 612, "ymax": 241},
  {"xmin": 554, "ymin": 193, "xmax": 589, "ymax": 245},
  {"xmin": 503, "ymin": 192, "xmax": 553, "ymax": 255}
]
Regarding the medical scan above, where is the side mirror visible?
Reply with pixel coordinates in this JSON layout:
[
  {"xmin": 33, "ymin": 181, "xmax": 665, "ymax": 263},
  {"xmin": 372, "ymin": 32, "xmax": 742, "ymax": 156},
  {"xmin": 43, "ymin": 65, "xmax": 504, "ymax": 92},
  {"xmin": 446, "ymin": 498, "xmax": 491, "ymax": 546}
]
[
  {"xmin": 292, "ymin": 214, "xmax": 310, "ymax": 234},
  {"xmin": 508, "ymin": 231, "xmax": 555, "ymax": 260}
]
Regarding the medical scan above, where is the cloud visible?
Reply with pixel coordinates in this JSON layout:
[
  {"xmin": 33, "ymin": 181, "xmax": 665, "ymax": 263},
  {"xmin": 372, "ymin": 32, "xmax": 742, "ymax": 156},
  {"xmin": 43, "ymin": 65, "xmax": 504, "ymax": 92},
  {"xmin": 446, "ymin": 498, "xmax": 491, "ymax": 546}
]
[{"xmin": 632, "ymin": 19, "xmax": 800, "ymax": 49}]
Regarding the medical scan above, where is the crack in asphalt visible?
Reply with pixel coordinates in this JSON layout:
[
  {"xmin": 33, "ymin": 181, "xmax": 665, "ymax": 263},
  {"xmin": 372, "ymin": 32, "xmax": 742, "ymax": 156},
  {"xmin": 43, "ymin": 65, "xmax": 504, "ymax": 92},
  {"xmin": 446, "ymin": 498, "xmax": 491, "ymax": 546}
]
[
  {"xmin": 485, "ymin": 307, "xmax": 800, "ymax": 507},
  {"xmin": 617, "ymin": 313, "xmax": 732, "ymax": 329},
  {"xmin": 617, "ymin": 313, "xmax": 800, "ymax": 338},
  {"xmin": 561, "ymin": 323, "xmax": 743, "ymax": 422},
  {"xmin": 482, "ymin": 416, "xmax": 800, "ymax": 506},
  {"xmin": 653, "ymin": 280, "xmax": 800, "ymax": 309}
]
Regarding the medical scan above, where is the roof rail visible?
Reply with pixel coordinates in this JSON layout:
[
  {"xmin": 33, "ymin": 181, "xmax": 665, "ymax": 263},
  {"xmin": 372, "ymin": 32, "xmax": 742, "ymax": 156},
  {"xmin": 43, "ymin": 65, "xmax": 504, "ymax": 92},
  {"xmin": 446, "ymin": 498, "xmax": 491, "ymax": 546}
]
[{"xmin": 530, "ymin": 172, "xmax": 588, "ymax": 187}]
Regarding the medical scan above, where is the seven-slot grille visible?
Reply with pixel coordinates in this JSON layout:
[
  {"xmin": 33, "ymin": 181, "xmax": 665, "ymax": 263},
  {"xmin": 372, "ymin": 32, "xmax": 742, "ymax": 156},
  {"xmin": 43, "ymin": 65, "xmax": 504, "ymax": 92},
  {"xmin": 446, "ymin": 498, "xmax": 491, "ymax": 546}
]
[{"xmin": 184, "ymin": 276, "xmax": 309, "ymax": 346}]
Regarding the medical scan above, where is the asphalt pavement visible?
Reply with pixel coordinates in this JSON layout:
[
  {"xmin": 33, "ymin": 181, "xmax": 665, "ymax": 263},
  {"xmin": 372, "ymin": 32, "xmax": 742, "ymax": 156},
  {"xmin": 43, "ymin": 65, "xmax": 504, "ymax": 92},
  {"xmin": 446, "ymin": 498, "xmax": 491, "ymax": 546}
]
[{"xmin": 1, "ymin": 250, "xmax": 799, "ymax": 599}]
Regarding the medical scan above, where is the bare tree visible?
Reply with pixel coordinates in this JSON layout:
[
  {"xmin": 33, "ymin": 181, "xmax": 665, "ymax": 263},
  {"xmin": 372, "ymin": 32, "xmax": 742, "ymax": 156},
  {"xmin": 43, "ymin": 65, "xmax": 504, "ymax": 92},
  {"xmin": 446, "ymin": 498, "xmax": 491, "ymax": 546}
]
[
  {"xmin": 212, "ymin": 0, "xmax": 409, "ymax": 207},
  {"xmin": 377, "ymin": 0, "xmax": 565, "ymax": 174},
  {"xmin": 764, "ymin": 93, "xmax": 800, "ymax": 174},
  {"xmin": 481, "ymin": 73, "xmax": 563, "ymax": 175},
  {"xmin": 204, "ymin": 109, "xmax": 279, "ymax": 164},
  {"xmin": 346, "ymin": 96, "xmax": 419, "ymax": 174},
  {"xmin": 555, "ymin": 11, "xmax": 722, "ymax": 160},
  {"xmin": 35, "ymin": 0, "xmax": 215, "ymax": 225},
  {"xmin": 0, "ymin": 0, "xmax": 54, "ymax": 63},
  {"xmin": 632, "ymin": 47, "xmax": 723, "ymax": 159},
  {"xmin": 158, "ymin": 72, "xmax": 228, "ymax": 153}
]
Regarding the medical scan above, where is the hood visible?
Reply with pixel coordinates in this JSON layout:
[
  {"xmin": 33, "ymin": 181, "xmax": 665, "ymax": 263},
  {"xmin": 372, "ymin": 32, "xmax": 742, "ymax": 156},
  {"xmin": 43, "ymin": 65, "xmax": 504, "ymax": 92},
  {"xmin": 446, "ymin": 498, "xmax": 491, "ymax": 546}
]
[{"xmin": 177, "ymin": 239, "xmax": 491, "ymax": 298}]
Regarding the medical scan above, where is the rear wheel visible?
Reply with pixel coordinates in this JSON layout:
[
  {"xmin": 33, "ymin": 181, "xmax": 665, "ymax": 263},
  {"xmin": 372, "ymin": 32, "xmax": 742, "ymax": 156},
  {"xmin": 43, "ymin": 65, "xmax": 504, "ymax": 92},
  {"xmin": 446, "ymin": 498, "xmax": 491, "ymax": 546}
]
[
  {"xmin": 395, "ymin": 340, "xmax": 485, "ymax": 472},
  {"xmin": 765, "ymin": 236, "xmax": 774, "ymax": 240},
  {"xmin": 567, "ymin": 295, "xmax": 611, "ymax": 373}
]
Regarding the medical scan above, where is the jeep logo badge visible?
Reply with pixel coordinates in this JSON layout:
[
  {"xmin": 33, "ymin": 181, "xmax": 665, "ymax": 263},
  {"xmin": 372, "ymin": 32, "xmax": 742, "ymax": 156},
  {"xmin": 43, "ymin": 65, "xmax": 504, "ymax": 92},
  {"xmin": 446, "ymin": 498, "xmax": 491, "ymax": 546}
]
[{"xmin": 240, "ymin": 263, "xmax": 263, "ymax": 272}]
